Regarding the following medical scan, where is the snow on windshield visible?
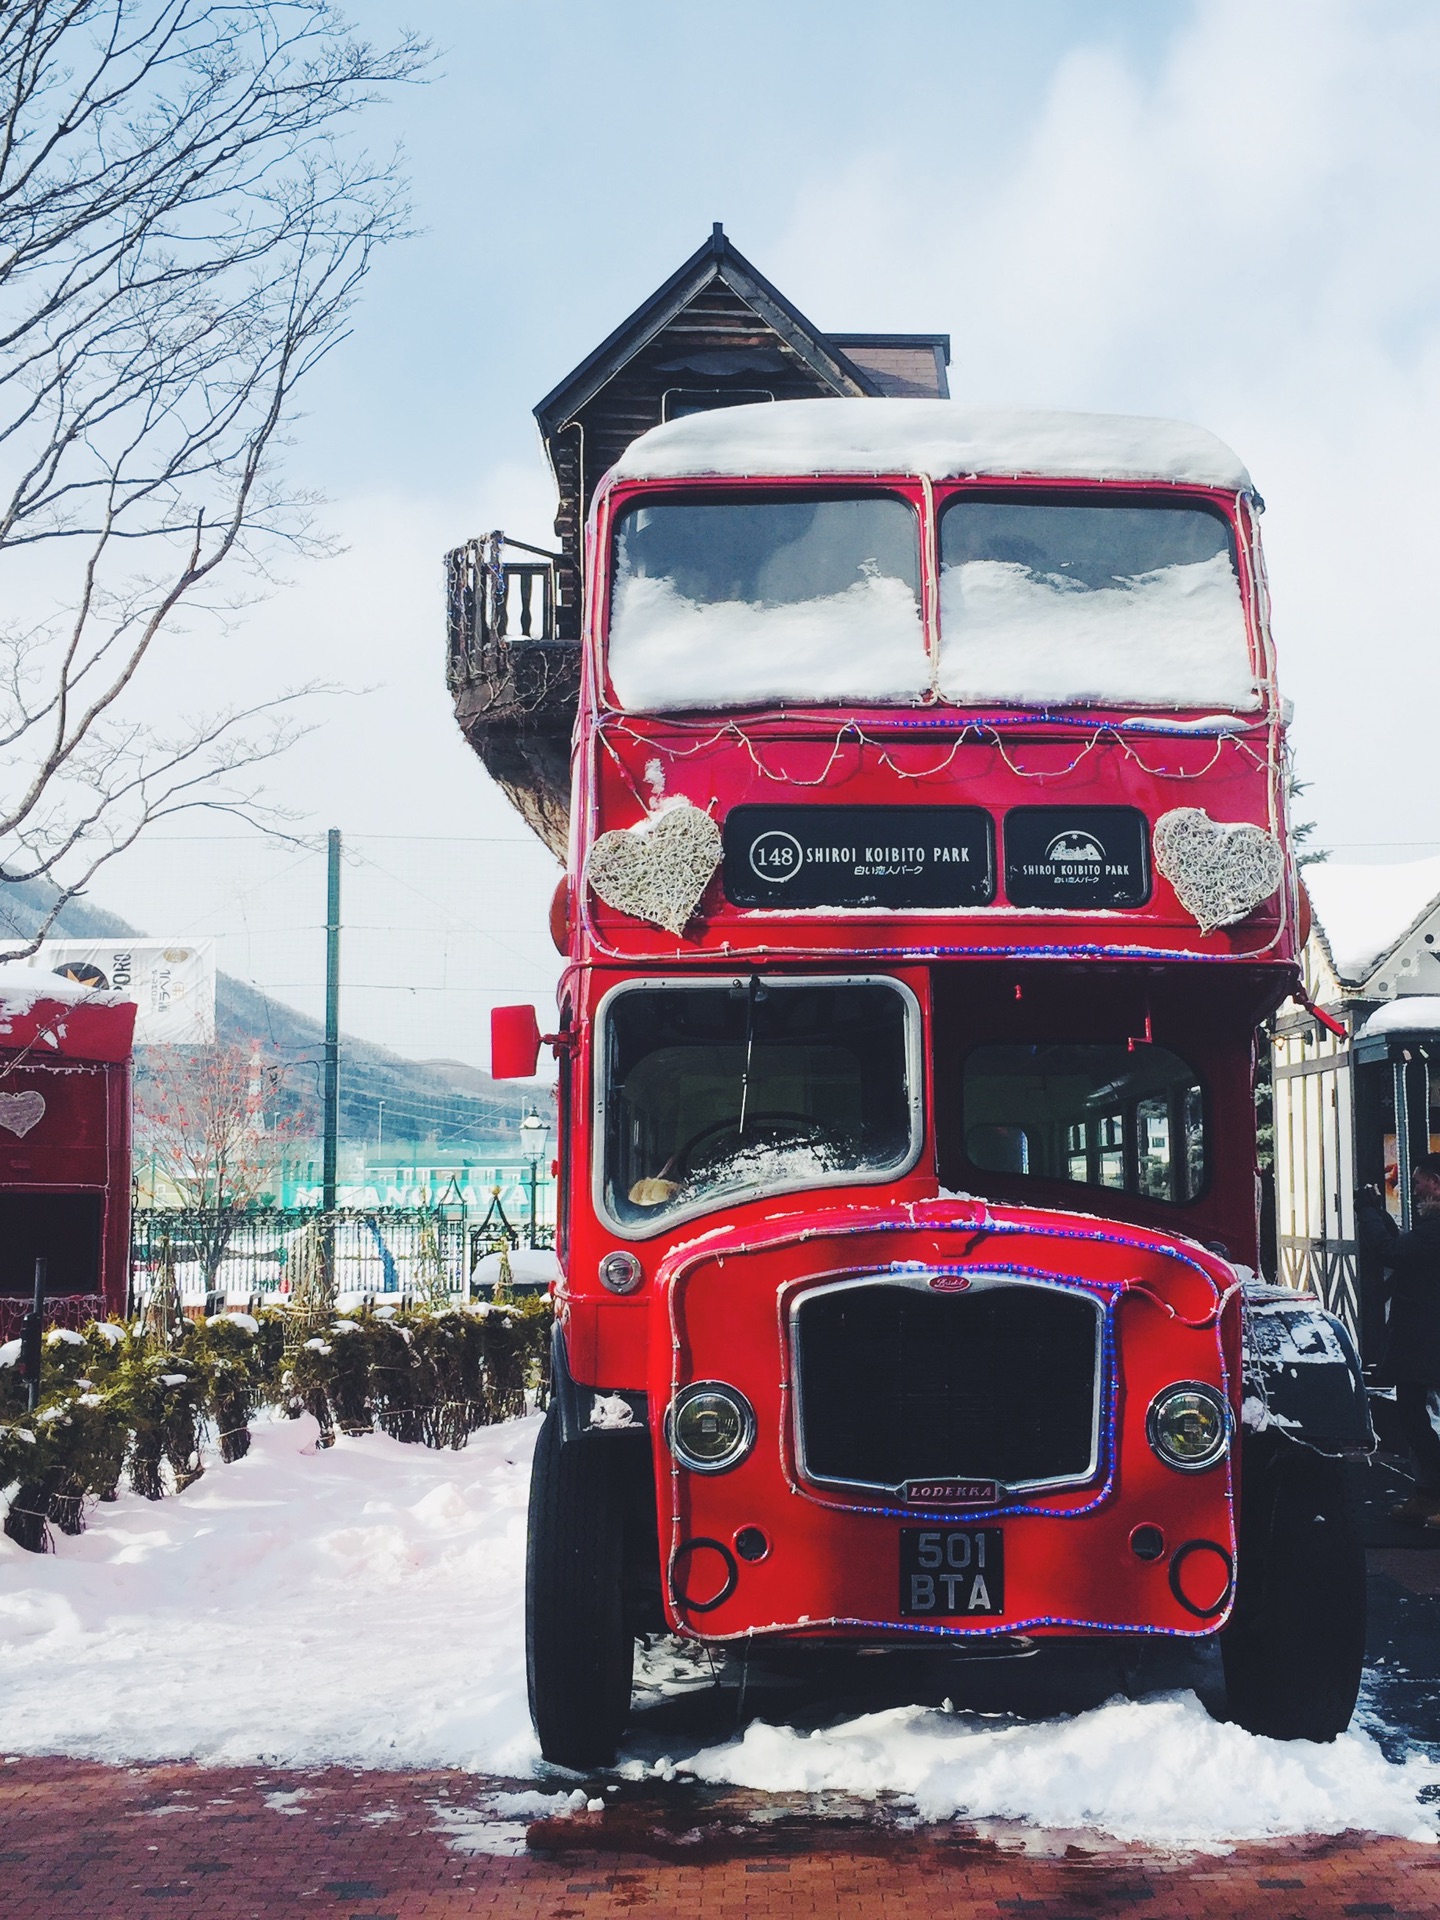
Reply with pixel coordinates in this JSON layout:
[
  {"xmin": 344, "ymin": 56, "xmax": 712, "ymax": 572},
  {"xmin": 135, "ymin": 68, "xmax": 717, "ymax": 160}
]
[
  {"xmin": 609, "ymin": 570, "xmax": 926, "ymax": 710},
  {"xmin": 938, "ymin": 499, "xmax": 1258, "ymax": 710},
  {"xmin": 607, "ymin": 496, "xmax": 926, "ymax": 711}
]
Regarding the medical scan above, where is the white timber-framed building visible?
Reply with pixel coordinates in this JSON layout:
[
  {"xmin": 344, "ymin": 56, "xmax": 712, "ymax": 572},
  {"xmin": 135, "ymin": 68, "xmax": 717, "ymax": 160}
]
[{"xmin": 1274, "ymin": 854, "xmax": 1440, "ymax": 1357}]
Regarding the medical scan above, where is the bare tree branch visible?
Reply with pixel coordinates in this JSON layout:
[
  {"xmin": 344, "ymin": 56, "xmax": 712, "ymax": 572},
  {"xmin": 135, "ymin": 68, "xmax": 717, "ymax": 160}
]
[{"xmin": 0, "ymin": 1, "xmax": 426, "ymax": 955}]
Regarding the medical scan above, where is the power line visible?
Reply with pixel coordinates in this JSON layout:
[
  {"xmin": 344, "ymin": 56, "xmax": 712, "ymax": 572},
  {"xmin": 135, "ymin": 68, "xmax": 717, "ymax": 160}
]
[
  {"xmin": 141, "ymin": 834, "xmax": 545, "ymax": 846},
  {"xmin": 241, "ymin": 981, "xmax": 547, "ymax": 994}
]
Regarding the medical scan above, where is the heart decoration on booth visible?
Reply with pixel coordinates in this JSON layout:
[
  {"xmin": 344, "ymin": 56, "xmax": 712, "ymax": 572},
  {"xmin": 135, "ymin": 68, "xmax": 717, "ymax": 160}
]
[
  {"xmin": 0, "ymin": 1090, "xmax": 46, "ymax": 1138},
  {"xmin": 1152, "ymin": 807, "xmax": 1284, "ymax": 936},
  {"xmin": 586, "ymin": 800, "xmax": 722, "ymax": 937}
]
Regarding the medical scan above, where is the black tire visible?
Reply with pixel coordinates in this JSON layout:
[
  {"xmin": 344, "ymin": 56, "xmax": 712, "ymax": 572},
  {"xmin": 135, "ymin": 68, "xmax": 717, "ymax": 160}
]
[
  {"xmin": 1221, "ymin": 1435, "xmax": 1366, "ymax": 1742},
  {"xmin": 525, "ymin": 1403, "xmax": 634, "ymax": 1768}
]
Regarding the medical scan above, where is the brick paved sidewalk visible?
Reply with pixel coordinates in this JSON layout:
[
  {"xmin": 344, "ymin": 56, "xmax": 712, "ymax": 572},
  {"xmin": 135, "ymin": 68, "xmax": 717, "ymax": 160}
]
[{"xmin": 2, "ymin": 1757, "xmax": 1439, "ymax": 1920}]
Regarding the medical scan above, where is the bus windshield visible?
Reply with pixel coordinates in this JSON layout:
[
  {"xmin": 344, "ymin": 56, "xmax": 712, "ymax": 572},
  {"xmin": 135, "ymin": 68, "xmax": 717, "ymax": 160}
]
[
  {"xmin": 599, "ymin": 978, "xmax": 919, "ymax": 1233},
  {"xmin": 938, "ymin": 497, "xmax": 1256, "ymax": 711},
  {"xmin": 608, "ymin": 495, "xmax": 924, "ymax": 711}
]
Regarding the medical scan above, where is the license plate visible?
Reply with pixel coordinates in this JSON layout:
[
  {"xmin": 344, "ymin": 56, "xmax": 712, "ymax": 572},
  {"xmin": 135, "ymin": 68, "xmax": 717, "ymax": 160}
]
[{"xmin": 899, "ymin": 1527, "xmax": 1004, "ymax": 1617}]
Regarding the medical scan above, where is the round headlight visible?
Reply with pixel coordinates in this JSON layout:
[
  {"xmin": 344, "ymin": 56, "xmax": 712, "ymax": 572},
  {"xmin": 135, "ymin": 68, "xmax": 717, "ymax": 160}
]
[
  {"xmin": 1146, "ymin": 1382, "xmax": 1231, "ymax": 1473},
  {"xmin": 669, "ymin": 1382, "xmax": 756, "ymax": 1474}
]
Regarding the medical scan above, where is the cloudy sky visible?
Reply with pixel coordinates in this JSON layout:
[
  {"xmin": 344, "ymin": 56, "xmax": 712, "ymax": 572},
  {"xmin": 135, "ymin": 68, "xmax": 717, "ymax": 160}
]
[{"xmin": 108, "ymin": 0, "xmax": 1440, "ymax": 1063}]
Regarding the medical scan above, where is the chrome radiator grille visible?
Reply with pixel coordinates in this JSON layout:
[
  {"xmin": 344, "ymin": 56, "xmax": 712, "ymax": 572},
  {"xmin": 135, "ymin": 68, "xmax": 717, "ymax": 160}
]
[{"xmin": 791, "ymin": 1277, "xmax": 1103, "ymax": 1497}]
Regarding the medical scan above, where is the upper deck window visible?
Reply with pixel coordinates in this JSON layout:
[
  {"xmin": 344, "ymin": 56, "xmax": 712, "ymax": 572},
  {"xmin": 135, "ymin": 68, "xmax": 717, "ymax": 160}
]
[
  {"xmin": 608, "ymin": 495, "xmax": 925, "ymax": 711},
  {"xmin": 598, "ymin": 976, "xmax": 921, "ymax": 1236},
  {"xmin": 938, "ymin": 497, "xmax": 1257, "ymax": 710}
]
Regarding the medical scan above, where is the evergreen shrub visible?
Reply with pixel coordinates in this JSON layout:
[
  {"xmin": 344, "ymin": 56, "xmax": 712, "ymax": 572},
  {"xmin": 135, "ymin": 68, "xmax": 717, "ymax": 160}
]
[{"xmin": 0, "ymin": 1296, "xmax": 551, "ymax": 1553}]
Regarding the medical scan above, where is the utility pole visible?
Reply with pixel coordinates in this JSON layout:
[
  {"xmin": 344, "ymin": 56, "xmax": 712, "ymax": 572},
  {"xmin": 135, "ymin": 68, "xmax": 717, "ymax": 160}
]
[{"xmin": 323, "ymin": 828, "xmax": 341, "ymax": 1212}]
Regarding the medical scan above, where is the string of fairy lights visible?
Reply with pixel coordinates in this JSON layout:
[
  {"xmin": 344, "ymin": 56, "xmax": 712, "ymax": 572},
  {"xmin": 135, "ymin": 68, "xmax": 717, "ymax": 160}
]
[{"xmin": 579, "ymin": 702, "xmax": 1294, "ymax": 968}]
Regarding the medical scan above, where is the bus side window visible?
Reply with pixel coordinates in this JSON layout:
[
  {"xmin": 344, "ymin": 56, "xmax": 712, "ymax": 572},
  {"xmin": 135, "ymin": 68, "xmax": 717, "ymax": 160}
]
[{"xmin": 963, "ymin": 1042, "xmax": 1205, "ymax": 1205}]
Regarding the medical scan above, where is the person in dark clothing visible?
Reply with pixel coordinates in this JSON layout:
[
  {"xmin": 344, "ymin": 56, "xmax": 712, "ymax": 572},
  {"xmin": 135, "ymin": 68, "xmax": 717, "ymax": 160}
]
[{"xmin": 1359, "ymin": 1155, "xmax": 1440, "ymax": 1521}]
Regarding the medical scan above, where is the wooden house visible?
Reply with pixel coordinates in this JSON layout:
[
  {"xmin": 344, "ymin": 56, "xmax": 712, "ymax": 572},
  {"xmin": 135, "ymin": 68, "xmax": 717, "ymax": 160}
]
[{"xmin": 446, "ymin": 226, "xmax": 949, "ymax": 853}]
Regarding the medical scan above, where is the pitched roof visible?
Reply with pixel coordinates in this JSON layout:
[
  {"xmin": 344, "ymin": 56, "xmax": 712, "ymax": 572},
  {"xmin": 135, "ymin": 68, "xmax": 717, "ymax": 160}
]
[
  {"xmin": 533, "ymin": 225, "xmax": 886, "ymax": 435},
  {"xmin": 1305, "ymin": 855, "xmax": 1440, "ymax": 985}
]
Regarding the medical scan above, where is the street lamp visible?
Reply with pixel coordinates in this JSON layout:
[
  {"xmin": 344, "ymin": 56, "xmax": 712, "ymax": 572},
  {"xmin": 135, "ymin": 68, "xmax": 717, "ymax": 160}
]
[{"xmin": 520, "ymin": 1105, "xmax": 547, "ymax": 1250}]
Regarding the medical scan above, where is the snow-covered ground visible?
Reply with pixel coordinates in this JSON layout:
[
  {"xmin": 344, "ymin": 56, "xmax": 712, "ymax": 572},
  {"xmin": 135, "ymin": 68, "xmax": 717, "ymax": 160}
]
[{"xmin": 2, "ymin": 1411, "xmax": 1438, "ymax": 1850}]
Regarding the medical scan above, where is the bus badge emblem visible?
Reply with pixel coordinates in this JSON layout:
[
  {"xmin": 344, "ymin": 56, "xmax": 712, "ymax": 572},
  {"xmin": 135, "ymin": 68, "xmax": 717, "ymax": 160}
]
[{"xmin": 905, "ymin": 1479, "xmax": 998, "ymax": 1506}]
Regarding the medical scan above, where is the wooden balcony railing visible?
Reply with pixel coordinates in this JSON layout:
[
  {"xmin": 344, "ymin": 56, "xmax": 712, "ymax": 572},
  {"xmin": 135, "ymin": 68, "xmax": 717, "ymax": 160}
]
[{"xmin": 445, "ymin": 532, "xmax": 569, "ymax": 686}]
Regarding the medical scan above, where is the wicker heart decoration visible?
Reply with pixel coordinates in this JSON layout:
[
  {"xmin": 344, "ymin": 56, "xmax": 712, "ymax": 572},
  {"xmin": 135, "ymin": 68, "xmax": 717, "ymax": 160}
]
[
  {"xmin": 586, "ymin": 801, "xmax": 722, "ymax": 937},
  {"xmin": 1152, "ymin": 807, "xmax": 1284, "ymax": 935},
  {"xmin": 0, "ymin": 1090, "xmax": 45, "ymax": 1137}
]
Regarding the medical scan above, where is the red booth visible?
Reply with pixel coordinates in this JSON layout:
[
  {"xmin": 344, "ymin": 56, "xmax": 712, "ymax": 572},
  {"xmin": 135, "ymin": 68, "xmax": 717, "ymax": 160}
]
[{"xmin": 0, "ymin": 966, "xmax": 136, "ymax": 1338}]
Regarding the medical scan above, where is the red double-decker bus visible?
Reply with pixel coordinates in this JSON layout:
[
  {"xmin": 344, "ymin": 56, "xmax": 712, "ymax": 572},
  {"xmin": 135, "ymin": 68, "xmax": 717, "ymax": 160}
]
[{"xmin": 492, "ymin": 400, "xmax": 1372, "ymax": 1767}]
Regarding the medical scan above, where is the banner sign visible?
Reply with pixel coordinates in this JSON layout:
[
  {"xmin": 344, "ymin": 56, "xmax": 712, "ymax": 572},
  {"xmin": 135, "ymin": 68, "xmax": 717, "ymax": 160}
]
[
  {"xmin": 34, "ymin": 940, "xmax": 216, "ymax": 1046},
  {"xmin": 723, "ymin": 806, "xmax": 995, "ymax": 910},
  {"xmin": 1003, "ymin": 809, "xmax": 1150, "ymax": 909}
]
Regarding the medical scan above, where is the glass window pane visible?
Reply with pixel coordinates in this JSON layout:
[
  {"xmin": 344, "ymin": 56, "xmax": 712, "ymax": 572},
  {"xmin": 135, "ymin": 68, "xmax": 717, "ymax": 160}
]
[
  {"xmin": 608, "ymin": 496, "xmax": 925, "ymax": 710},
  {"xmin": 962, "ymin": 1042, "xmax": 1205, "ymax": 1204},
  {"xmin": 937, "ymin": 498, "xmax": 1255, "ymax": 710},
  {"xmin": 602, "ymin": 980, "xmax": 916, "ymax": 1230}
]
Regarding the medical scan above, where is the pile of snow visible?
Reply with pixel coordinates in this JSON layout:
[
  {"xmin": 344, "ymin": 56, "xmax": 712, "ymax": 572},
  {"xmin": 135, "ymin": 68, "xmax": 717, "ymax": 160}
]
[
  {"xmin": 1306, "ymin": 854, "xmax": 1440, "ymax": 982},
  {"xmin": 2, "ymin": 1411, "xmax": 1437, "ymax": 1850},
  {"xmin": 608, "ymin": 571, "xmax": 926, "ymax": 711},
  {"xmin": 611, "ymin": 401, "xmax": 1252, "ymax": 492},
  {"xmin": 938, "ymin": 553, "xmax": 1259, "ymax": 711},
  {"xmin": 0, "ymin": 1413, "xmax": 541, "ymax": 1775},
  {"xmin": 675, "ymin": 1695, "xmax": 1438, "ymax": 1850}
]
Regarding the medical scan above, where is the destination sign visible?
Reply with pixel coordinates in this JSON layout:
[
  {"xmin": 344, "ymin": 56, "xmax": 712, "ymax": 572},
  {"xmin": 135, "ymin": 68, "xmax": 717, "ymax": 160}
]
[
  {"xmin": 1003, "ymin": 808, "xmax": 1150, "ymax": 909},
  {"xmin": 723, "ymin": 806, "xmax": 995, "ymax": 910}
]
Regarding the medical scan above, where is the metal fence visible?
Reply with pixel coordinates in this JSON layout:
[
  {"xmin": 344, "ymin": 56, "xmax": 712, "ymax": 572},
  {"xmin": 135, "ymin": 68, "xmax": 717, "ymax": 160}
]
[{"xmin": 130, "ymin": 1207, "xmax": 554, "ymax": 1315}]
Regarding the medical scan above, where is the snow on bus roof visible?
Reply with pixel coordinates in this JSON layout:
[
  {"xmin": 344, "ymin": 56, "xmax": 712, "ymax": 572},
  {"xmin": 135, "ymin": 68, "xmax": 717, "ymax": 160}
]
[
  {"xmin": 610, "ymin": 400, "xmax": 1253, "ymax": 491},
  {"xmin": 1305, "ymin": 854, "xmax": 1440, "ymax": 984}
]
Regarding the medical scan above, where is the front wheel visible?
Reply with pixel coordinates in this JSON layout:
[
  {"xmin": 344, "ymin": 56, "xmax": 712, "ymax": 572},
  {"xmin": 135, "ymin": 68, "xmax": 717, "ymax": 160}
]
[
  {"xmin": 1221, "ymin": 1435, "xmax": 1366, "ymax": 1742},
  {"xmin": 525, "ymin": 1403, "xmax": 634, "ymax": 1769}
]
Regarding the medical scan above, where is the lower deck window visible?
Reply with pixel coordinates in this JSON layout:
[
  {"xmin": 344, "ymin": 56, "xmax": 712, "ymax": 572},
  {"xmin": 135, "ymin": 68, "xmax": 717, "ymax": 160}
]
[
  {"xmin": 600, "ymin": 977, "xmax": 918, "ymax": 1233},
  {"xmin": 0, "ymin": 1192, "xmax": 103, "ymax": 1295},
  {"xmin": 963, "ymin": 1043, "xmax": 1205, "ymax": 1203}
]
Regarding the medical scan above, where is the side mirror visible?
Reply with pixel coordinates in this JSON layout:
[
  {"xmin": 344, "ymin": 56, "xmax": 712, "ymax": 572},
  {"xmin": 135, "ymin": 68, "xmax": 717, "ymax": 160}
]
[{"xmin": 491, "ymin": 1004, "xmax": 542, "ymax": 1079}]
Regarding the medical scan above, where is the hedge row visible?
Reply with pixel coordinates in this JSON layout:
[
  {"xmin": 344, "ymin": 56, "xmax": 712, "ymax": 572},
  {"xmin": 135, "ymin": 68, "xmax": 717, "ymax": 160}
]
[{"xmin": 0, "ymin": 1296, "xmax": 552, "ymax": 1553}]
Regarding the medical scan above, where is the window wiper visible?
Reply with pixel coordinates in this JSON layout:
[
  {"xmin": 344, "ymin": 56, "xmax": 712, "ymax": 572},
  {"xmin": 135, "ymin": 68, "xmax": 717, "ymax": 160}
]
[{"xmin": 738, "ymin": 974, "xmax": 761, "ymax": 1140}]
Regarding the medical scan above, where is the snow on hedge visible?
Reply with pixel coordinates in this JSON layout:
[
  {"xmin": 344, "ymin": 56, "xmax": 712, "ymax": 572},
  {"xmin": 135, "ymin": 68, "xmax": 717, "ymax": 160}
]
[
  {"xmin": 611, "ymin": 401, "xmax": 1252, "ymax": 491},
  {"xmin": 3, "ymin": 1410, "xmax": 1438, "ymax": 1849}
]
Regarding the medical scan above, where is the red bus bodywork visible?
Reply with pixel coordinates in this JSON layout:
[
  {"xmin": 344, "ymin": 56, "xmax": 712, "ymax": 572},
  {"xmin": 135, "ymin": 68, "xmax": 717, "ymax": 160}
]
[
  {"xmin": 518, "ymin": 426, "xmax": 1304, "ymax": 1659},
  {"xmin": 0, "ymin": 983, "xmax": 136, "ymax": 1338}
]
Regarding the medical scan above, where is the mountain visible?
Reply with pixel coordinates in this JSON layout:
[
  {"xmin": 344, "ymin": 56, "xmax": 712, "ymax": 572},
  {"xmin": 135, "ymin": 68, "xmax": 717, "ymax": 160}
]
[{"xmin": 0, "ymin": 876, "xmax": 541, "ymax": 1148}]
